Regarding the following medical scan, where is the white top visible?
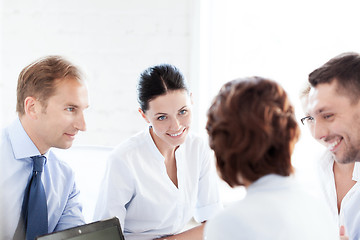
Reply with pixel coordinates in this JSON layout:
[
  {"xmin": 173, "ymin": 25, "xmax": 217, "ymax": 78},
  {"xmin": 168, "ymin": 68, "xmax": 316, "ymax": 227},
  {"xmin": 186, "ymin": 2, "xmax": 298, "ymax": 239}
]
[
  {"xmin": 204, "ymin": 174, "xmax": 338, "ymax": 240},
  {"xmin": 317, "ymin": 151, "xmax": 360, "ymax": 240},
  {"xmin": 93, "ymin": 128, "xmax": 222, "ymax": 240}
]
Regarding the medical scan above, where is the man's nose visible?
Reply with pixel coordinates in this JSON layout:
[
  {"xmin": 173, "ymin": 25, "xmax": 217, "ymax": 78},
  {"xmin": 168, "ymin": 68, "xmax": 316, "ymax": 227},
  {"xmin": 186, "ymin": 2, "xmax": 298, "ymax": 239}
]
[
  {"xmin": 312, "ymin": 121, "xmax": 328, "ymax": 142},
  {"xmin": 75, "ymin": 111, "xmax": 87, "ymax": 131}
]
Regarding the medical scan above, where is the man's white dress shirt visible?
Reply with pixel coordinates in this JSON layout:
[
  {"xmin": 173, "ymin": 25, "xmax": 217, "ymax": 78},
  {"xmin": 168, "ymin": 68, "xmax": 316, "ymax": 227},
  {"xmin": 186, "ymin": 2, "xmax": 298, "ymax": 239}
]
[{"xmin": 318, "ymin": 151, "xmax": 360, "ymax": 240}]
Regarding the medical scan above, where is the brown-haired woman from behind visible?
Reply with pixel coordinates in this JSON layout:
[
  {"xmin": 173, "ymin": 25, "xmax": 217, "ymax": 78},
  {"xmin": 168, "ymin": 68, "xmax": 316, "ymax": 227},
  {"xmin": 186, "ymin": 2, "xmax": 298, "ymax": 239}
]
[{"xmin": 204, "ymin": 76, "xmax": 339, "ymax": 240}]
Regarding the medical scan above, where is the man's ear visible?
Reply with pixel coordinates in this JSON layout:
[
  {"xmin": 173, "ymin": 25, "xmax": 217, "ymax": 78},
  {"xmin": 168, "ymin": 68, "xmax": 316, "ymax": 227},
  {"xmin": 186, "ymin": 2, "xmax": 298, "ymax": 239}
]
[
  {"xmin": 24, "ymin": 96, "xmax": 40, "ymax": 119},
  {"xmin": 138, "ymin": 108, "xmax": 150, "ymax": 123}
]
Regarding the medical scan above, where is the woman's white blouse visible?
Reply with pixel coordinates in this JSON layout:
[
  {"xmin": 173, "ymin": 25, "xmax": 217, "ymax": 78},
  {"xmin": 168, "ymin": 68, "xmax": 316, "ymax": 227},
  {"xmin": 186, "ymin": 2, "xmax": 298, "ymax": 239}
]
[
  {"xmin": 204, "ymin": 174, "xmax": 339, "ymax": 240},
  {"xmin": 93, "ymin": 128, "xmax": 221, "ymax": 240}
]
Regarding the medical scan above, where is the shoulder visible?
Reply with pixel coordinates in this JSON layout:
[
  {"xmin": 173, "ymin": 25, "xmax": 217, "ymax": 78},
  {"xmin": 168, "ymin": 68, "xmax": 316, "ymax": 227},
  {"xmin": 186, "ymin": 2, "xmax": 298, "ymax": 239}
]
[
  {"xmin": 205, "ymin": 203, "xmax": 247, "ymax": 239},
  {"xmin": 0, "ymin": 125, "xmax": 9, "ymax": 140},
  {"xmin": 47, "ymin": 150, "xmax": 76, "ymax": 178},
  {"xmin": 185, "ymin": 132, "xmax": 207, "ymax": 144},
  {"xmin": 0, "ymin": 121, "xmax": 16, "ymax": 152},
  {"xmin": 180, "ymin": 132, "xmax": 214, "ymax": 167},
  {"xmin": 183, "ymin": 132, "xmax": 210, "ymax": 152},
  {"xmin": 114, "ymin": 131, "xmax": 147, "ymax": 153},
  {"xmin": 108, "ymin": 130, "xmax": 151, "ymax": 166},
  {"xmin": 0, "ymin": 127, "xmax": 13, "ymax": 180},
  {"xmin": 0, "ymin": 127, "xmax": 10, "ymax": 152}
]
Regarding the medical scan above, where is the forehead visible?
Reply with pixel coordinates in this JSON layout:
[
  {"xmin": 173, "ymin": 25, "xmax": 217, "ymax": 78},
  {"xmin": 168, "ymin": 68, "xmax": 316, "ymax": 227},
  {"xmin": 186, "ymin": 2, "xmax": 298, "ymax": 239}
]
[
  {"xmin": 148, "ymin": 90, "xmax": 190, "ymax": 112},
  {"xmin": 49, "ymin": 78, "xmax": 89, "ymax": 106},
  {"xmin": 307, "ymin": 82, "xmax": 352, "ymax": 114}
]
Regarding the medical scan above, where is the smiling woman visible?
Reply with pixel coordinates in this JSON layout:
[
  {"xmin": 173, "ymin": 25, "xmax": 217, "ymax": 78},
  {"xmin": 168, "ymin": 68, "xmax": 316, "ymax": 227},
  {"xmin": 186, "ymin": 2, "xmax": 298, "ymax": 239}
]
[
  {"xmin": 93, "ymin": 64, "xmax": 222, "ymax": 240},
  {"xmin": 139, "ymin": 90, "xmax": 192, "ymax": 158}
]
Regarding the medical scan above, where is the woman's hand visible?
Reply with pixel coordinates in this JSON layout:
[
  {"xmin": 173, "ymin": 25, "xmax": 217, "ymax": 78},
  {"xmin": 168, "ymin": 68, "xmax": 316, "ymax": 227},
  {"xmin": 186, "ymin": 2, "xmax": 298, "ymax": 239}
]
[{"xmin": 154, "ymin": 223, "xmax": 205, "ymax": 240}]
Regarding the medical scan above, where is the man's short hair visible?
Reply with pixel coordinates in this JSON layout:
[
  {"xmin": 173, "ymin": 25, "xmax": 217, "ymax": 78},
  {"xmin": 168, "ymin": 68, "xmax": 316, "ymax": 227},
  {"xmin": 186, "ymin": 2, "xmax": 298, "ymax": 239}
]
[
  {"xmin": 309, "ymin": 52, "xmax": 360, "ymax": 103},
  {"xmin": 16, "ymin": 55, "xmax": 83, "ymax": 115}
]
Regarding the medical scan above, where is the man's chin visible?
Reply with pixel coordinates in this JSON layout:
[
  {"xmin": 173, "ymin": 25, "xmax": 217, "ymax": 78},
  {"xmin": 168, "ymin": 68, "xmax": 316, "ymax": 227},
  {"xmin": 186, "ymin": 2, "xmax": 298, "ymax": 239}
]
[
  {"xmin": 334, "ymin": 155, "xmax": 356, "ymax": 164},
  {"xmin": 55, "ymin": 142, "xmax": 74, "ymax": 150}
]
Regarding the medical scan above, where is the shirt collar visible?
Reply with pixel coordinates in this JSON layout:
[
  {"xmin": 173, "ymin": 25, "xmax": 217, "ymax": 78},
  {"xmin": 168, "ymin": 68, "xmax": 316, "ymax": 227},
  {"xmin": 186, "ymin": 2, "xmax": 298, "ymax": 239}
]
[
  {"xmin": 145, "ymin": 126, "xmax": 184, "ymax": 161},
  {"xmin": 247, "ymin": 174, "xmax": 294, "ymax": 193},
  {"xmin": 8, "ymin": 118, "xmax": 48, "ymax": 162},
  {"xmin": 353, "ymin": 162, "xmax": 360, "ymax": 181},
  {"xmin": 320, "ymin": 150, "xmax": 360, "ymax": 182},
  {"xmin": 145, "ymin": 126, "xmax": 165, "ymax": 161}
]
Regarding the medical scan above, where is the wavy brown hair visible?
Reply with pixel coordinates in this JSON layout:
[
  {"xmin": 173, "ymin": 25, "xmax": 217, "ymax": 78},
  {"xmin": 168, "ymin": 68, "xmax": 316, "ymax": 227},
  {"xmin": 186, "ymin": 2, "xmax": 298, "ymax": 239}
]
[{"xmin": 206, "ymin": 77, "xmax": 300, "ymax": 187}]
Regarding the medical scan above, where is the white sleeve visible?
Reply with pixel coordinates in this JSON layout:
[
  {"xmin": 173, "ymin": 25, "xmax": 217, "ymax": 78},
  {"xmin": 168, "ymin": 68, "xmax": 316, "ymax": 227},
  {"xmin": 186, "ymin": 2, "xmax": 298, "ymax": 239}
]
[
  {"xmin": 93, "ymin": 152, "xmax": 134, "ymax": 231},
  {"xmin": 194, "ymin": 140, "xmax": 222, "ymax": 222}
]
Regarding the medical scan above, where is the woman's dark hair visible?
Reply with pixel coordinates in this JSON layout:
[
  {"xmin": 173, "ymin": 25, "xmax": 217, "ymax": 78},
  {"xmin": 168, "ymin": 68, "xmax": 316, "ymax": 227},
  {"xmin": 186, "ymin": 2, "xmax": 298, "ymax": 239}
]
[
  {"xmin": 206, "ymin": 77, "xmax": 300, "ymax": 187},
  {"xmin": 137, "ymin": 64, "xmax": 189, "ymax": 112}
]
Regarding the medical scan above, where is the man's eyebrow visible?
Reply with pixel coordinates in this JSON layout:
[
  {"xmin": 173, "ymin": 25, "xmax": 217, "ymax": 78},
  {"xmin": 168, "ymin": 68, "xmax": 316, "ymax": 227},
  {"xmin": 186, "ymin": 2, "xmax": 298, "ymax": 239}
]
[
  {"xmin": 65, "ymin": 104, "xmax": 90, "ymax": 109},
  {"xmin": 308, "ymin": 107, "xmax": 331, "ymax": 117},
  {"xmin": 315, "ymin": 107, "xmax": 329, "ymax": 115},
  {"xmin": 65, "ymin": 104, "xmax": 79, "ymax": 108}
]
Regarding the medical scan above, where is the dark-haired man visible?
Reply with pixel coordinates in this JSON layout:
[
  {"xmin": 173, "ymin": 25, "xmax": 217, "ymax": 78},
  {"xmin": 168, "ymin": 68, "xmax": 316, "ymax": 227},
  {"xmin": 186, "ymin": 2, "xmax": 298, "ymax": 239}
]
[{"xmin": 301, "ymin": 52, "xmax": 360, "ymax": 240}]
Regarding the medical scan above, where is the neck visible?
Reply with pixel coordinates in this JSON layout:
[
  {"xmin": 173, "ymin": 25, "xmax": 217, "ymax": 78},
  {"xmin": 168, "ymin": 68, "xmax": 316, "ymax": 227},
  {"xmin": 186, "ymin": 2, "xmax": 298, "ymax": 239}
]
[
  {"xmin": 149, "ymin": 127, "xmax": 178, "ymax": 158},
  {"xmin": 333, "ymin": 161, "xmax": 355, "ymax": 174},
  {"xmin": 20, "ymin": 116, "xmax": 48, "ymax": 155}
]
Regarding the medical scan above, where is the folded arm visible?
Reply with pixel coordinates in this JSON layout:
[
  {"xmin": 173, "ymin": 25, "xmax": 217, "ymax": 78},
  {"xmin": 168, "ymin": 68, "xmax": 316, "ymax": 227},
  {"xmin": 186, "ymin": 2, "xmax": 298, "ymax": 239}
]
[{"xmin": 155, "ymin": 223, "xmax": 205, "ymax": 240}]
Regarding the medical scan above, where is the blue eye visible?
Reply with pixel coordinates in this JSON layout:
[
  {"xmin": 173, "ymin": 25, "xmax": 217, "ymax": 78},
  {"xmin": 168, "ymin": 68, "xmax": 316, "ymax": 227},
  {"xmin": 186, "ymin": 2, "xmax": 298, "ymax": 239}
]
[
  {"xmin": 66, "ymin": 107, "xmax": 75, "ymax": 112},
  {"xmin": 179, "ymin": 109, "xmax": 187, "ymax": 115},
  {"xmin": 158, "ymin": 115, "xmax": 166, "ymax": 121}
]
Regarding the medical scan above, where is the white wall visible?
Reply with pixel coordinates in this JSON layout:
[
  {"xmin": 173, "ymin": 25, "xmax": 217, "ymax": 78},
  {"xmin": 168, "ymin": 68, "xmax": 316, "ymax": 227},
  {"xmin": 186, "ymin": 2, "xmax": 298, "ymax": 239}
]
[
  {"xmin": 0, "ymin": 0, "xmax": 245, "ymax": 214},
  {"xmin": 4, "ymin": 0, "xmax": 360, "ymax": 209},
  {"xmin": 0, "ymin": 0, "xmax": 199, "ymax": 147},
  {"xmin": 198, "ymin": 0, "xmax": 360, "ymax": 196}
]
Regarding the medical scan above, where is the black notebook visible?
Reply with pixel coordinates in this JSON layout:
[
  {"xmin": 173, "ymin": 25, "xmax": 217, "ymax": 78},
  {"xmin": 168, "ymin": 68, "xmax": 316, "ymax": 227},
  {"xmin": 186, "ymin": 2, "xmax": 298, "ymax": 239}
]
[{"xmin": 35, "ymin": 217, "xmax": 125, "ymax": 240}]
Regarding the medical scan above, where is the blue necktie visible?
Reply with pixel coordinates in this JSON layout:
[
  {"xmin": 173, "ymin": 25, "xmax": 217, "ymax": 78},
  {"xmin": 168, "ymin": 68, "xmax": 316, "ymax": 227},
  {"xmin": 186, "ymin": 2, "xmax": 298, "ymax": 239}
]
[{"xmin": 22, "ymin": 155, "xmax": 48, "ymax": 240}]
